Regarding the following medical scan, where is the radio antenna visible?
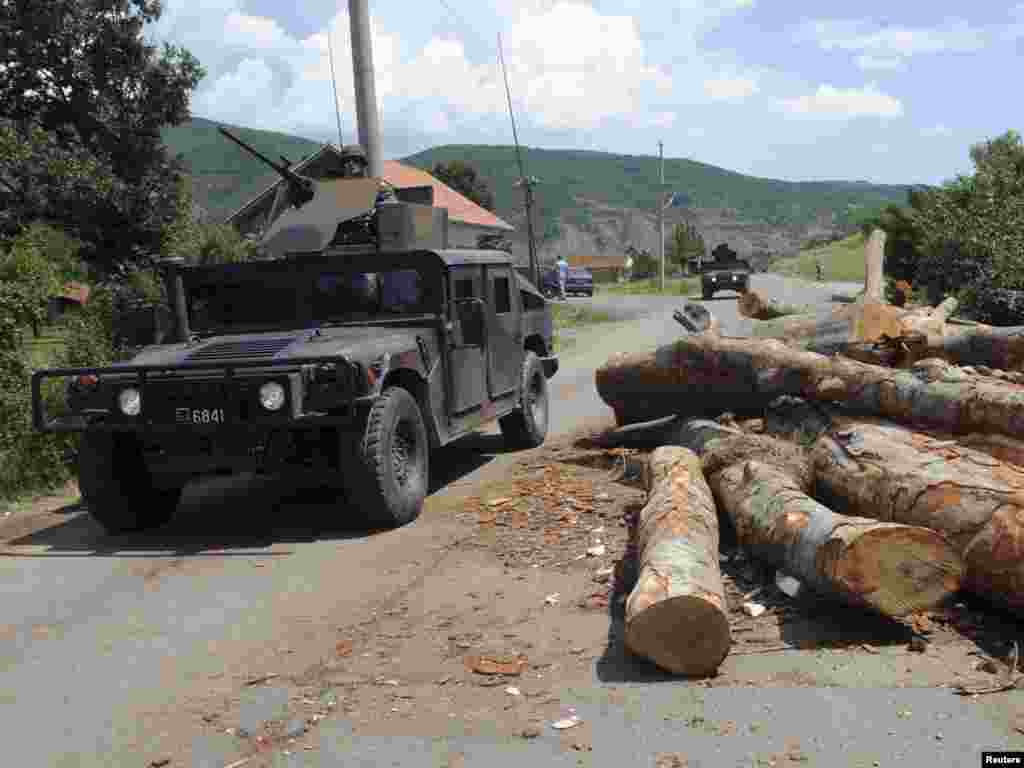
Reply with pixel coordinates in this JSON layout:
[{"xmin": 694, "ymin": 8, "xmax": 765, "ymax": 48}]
[
  {"xmin": 327, "ymin": 26, "xmax": 345, "ymax": 148},
  {"xmin": 498, "ymin": 32, "xmax": 539, "ymax": 287}
]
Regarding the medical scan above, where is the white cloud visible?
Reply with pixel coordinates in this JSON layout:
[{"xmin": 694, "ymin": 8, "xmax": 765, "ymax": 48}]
[
  {"xmin": 162, "ymin": 0, "xmax": 673, "ymax": 139},
  {"xmin": 855, "ymin": 55, "xmax": 904, "ymax": 71},
  {"xmin": 795, "ymin": 18, "xmax": 986, "ymax": 57},
  {"xmin": 1004, "ymin": 3, "xmax": 1024, "ymax": 40},
  {"xmin": 783, "ymin": 83, "xmax": 903, "ymax": 119},
  {"xmin": 704, "ymin": 75, "xmax": 759, "ymax": 102}
]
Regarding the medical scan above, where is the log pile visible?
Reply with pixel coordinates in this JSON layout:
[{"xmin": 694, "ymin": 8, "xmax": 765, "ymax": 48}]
[{"xmin": 597, "ymin": 230, "xmax": 1024, "ymax": 675}]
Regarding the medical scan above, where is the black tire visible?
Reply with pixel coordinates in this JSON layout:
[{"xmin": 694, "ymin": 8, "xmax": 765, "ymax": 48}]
[
  {"xmin": 702, "ymin": 287, "xmax": 714, "ymax": 300},
  {"xmin": 349, "ymin": 387, "xmax": 429, "ymax": 528},
  {"xmin": 499, "ymin": 352, "xmax": 549, "ymax": 449},
  {"xmin": 77, "ymin": 431, "xmax": 181, "ymax": 534}
]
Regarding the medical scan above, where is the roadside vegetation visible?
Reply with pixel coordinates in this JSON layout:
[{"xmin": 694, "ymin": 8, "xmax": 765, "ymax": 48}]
[
  {"xmin": 550, "ymin": 302, "xmax": 616, "ymax": 353},
  {"xmin": 596, "ymin": 277, "xmax": 699, "ymax": 296},
  {"xmin": 770, "ymin": 234, "xmax": 868, "ymax": 283}
]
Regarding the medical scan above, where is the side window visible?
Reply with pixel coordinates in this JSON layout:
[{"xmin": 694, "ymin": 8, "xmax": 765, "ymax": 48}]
[
  {"xmin": 494, "ymin": 276, "xmax": 511, "ymax": 314},
  {"xmin": 455, "ymin": 278, "xmax": 475, "ymax": 299}
]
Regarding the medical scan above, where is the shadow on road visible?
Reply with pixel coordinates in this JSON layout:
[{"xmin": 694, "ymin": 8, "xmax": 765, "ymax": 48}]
[{"xmin": 2, "ymin": 432, "xmax": 512, "ymax": 557}]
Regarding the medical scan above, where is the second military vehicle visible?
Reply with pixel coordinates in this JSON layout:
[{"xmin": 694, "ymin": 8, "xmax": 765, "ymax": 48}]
[
  {"xmin": 32, "ymin": 129, "xmax": 559, "ymax": 534},
  {"xmin": 698, "ymin": 243, "xmax": 751, "ymax": 299}
]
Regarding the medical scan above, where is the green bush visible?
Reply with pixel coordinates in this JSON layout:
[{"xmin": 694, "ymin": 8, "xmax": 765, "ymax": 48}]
[{"xmin": 0, "ymin": 224, "xmax": 75, "ymax": 501}]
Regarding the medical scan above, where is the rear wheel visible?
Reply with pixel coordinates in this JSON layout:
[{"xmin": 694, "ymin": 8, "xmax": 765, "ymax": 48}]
[
  {"xmin": 78, "ymin": 431, "xmax": 182, "ymax": 534},
  {"xmin": 348, "ymin": 387, "xmax": 429, "ymax": 528},
  {"xmin": 500, "ymin": 352, "xmax": 549, "ymax": 449}
]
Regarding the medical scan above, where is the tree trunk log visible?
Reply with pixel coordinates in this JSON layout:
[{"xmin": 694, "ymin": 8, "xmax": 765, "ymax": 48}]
[
  {"xmin": 840, "ymin": 326, "xmax": 1024, "ymax": 372},
  {"xmin": 624, "ymin": 446, "xmax": 731, "ymax": 676},
  {"xmin": 803, "ymin": 418, "xmax": 1024, "ymax": 614},
  {"xmin": 747, "ymin": 293, "xmax": 959, "ymax": 354},
  {"xmin": 674, "ymin": 420, "xmax": 962, "ymax": 617},
  {"xmin": 595, "ymin": 333, "xmax": 1024, "ymax": 438},
  {"xmin": 863, "ymin": 229, "xmax": 886, "ymax": 302},
  {"xmin": 737, "ymin": 290, "xmax": 810, "ymax": 321}
]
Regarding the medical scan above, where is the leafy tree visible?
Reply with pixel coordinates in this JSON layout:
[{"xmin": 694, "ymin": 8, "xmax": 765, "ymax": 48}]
[
  {"xmin": 0, "ymin": 0, "xmax": 205, "ymax": 270},
  {"xmin": 670, "ymin": 222, "xmax": 706, "ymax": 269},
  {"xmin": 431, "ymin": 160, "xmax": 496, "ymax": 212},
  {"xmin": 162, "ymin": 178, "xmax": 256, "ymax": 266}
]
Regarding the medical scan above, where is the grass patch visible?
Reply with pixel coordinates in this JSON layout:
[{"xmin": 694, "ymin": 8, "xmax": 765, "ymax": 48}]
[
  {"xmin": 551, "ymin": 302, "xmax": 616, "ymax": 353},
  {"xmin": 771, "ymin": 234, "xmax": 867, "ymax": 282},
  {"xmin": 596, "ymin": 277, "xmax": 699, "ymax": 297}
]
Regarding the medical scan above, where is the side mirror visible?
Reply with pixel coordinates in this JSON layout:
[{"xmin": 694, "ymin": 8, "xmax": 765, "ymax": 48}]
[{"xmin": 453, "ymin": 298, "xmax": 485, "ymax": 347}]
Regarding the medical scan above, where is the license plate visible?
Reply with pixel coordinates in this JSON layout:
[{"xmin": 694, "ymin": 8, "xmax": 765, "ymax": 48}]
[{"xmin": 174, "ymin": 407, "xmax": 227, "ymax": 425}]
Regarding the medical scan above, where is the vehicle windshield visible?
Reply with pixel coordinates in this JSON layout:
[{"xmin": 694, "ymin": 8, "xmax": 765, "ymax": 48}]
[
  {"xmin": 187, "ymin": 267, "xmax": 432, "ymax": 334},
  {"xmin": 312, "ymin": 269, "xmax": 428, "ymax": 321}
]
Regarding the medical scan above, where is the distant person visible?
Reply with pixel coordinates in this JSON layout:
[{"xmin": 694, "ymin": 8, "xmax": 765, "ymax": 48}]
[
  {"xmin": 556, "ymin": 256, "xmax": 569, "ymax": 300},
  {"xmin": 815, "ymin": 259, "xmax": 823, "ymax": 281}
]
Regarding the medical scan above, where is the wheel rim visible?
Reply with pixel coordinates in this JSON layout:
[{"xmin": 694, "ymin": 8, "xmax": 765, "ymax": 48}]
[
  {"xmin": 526, "ymin": 371, "xmax": 547, "ymax": 431},
  {"xmin": 391, "ymin": 419, "xmax": 421, "ymax": 489}
]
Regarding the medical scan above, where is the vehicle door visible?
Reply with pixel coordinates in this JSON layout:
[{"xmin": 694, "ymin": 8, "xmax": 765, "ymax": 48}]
[
  {"xmin": 447, "ymin": 265, "xmax": 488, "ymax": 414},
  {"xmin": 485, "ymin": 265, "xmax": 522, "ymax": 399}
]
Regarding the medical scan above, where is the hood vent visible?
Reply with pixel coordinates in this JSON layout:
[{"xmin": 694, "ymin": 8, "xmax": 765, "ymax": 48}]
[{"xmin": 187, "ymin": 337, "xmax": 296, "ymax": 362}]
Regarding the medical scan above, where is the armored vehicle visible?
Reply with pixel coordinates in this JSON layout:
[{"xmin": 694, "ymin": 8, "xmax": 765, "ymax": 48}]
[
  {"xmin": 699, "ymin": 243, "xmax": 750, "ymax": 299},
  {"xmin": 31, "ymin": 131, "xmax": 559, "ymax": 534}
]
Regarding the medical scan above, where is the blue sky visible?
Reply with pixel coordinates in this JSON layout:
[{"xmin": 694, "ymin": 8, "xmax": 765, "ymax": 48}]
[{"xmin": 148, "ymin": 0, "xmax": 1024, "ymax": 185}]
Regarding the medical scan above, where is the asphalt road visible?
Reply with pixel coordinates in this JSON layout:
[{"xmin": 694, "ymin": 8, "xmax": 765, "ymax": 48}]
[{"xmin": 1, "ymin": 274, "xmax": 1017, "ymax": 767}]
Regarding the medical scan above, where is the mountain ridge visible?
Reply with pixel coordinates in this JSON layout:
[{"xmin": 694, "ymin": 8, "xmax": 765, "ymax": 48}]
[{"xmin": 162, "ymin": 116, "xmax": 909, "ymax": 260}]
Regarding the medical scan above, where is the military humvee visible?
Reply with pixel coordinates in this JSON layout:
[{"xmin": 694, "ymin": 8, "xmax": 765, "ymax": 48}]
[
  {"xmin": 31, "ymin": 131, "xmax": 559, "ymax": 533},
  {"xmin": 699, "ymin": 243, "xmax": 750, "ymax": 299}
]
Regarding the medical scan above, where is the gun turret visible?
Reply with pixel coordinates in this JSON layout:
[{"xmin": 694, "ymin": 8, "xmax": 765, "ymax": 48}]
[{"xmin": 218, "ymin": 126, "xmax": 315, "ymax": 209}]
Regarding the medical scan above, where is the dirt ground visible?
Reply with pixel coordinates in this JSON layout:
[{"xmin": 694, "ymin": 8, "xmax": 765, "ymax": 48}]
[{"xmin": 194, "ymin": 427, "xmax": 1024, "ymax": 765}]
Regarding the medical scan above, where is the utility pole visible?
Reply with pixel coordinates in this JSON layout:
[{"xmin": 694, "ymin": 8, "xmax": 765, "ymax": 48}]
[
  {"xmin": 327, "ymin": 28, "xmax": 344, "ymax": 148},
  {"xmin": 498, "ymin": 32, "xmax": 539, "ymax": 287},
  {"xmin": 658, "ymin": 140, "xmax": 665, "ymax": 292},
  {"xmin": 348, "ymin": 0, "xmax": 383, "ymax": 178}
]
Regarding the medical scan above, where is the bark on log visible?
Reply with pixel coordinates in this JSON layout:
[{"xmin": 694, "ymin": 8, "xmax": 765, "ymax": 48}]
[
  {"xmin": 595, "ymin": 333, "xmax": 1024, "ymax": 439},
  {"xmin": 737, "ymin": 290, "xmax": 810, "ymax": 321},
  {"xmin": 675, "ymin": 420, "xmax": 962, "ymax": 617},
  {"xmin": 803, "ymin": 418, "xmax": 1024, "ymax": 614},
  {"xmin": 749, "ymin": 298, "xmax": 959, "ymax": 354},
  {"xmin": 624, "ymin": 446, "xmax": 731, "ymax": 676},
  {"xmin": 864, "ymin": 229, "xmax": 886, "ymax": 302},
  {"xmin": 840, "ymin": 326, "xmax": 1024, "ymax": 372}
]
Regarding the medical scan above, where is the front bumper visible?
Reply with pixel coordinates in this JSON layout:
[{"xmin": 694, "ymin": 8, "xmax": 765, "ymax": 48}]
[{"xmin": 31, "ymin": 356, "xmax": 369, "ymax": 434}]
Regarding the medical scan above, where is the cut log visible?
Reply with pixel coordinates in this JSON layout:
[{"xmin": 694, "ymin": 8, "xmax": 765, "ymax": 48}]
[
  {"xmin": 595, "ymin": 333, "xmax": 1024, "ymax": 439},
  {"xmin": 863, "ymin": 229, "xmax": 886, "ymax": 302},
  {"xmin": 839, "ymin": 326, "xmax": 1024, "ymax": 372},
  {"xmin": 803, "ymin": 418, "xmax": 1024, "ymax": 615},
  {"xmin": 737, "ymin": 290, "xmax": 810, "ymax": 321},
  {"xmin": 749, "ymin": 298, "xmax": 960, "ymax": 354},
  {"xmin": 674, "ymin": 420, "xmax": 962, "ymax": 617},
  {"xmin": 624, "ymin": 446, "xmax": 730, "ymax": 676}
]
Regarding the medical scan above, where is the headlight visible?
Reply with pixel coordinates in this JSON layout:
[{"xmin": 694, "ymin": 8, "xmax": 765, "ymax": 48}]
[
  {"xmin": 118, "ymin": 387, "xmax": 142, "ymax": 416},
  {"xmin": 259, "ymin": 381, "xmax": 286, "ymax": 411}
]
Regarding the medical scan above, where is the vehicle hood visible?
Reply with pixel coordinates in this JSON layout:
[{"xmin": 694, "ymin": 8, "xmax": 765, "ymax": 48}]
[{"xmin": 126, "ymin": 325, "xmax": 432, "ymax": 368}]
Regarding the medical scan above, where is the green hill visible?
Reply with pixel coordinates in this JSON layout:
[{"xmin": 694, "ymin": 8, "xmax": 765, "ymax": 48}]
[{"xmin": 163, "ymin": 116, "xmax": 909, "ymax": 235}]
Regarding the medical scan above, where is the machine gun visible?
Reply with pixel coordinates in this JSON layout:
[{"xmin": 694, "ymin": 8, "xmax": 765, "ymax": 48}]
[{"xmin": 218, "ymin": 126, "xmax": 315, "ymax": 209}]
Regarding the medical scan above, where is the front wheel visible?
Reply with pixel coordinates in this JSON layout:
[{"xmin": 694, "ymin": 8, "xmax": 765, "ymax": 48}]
[
  {"xmin": 349, "ymin": 387, "xmax": 429, "ymax": 528},
  {"xmin": 78, "ymin": 431, "xmax": 182, "ymax": 534},
  {"xmin": 500, "ymin": 352, "xmax": 549, "ymax": 449}
]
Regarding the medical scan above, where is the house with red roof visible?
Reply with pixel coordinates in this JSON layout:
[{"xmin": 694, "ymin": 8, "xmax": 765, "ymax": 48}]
[{"xmin": 224, "ymin": 144, "xmax": 515, "ymax": 253}]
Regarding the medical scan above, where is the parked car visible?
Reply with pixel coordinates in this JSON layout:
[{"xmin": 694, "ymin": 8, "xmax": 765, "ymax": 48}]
[{"xmin": 540, "ymin": 267, "xmax": 594, "ymax": 298}]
